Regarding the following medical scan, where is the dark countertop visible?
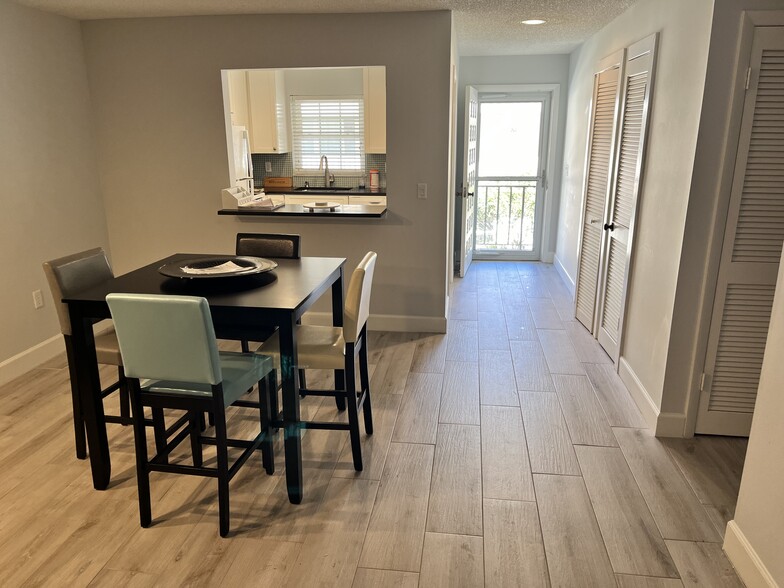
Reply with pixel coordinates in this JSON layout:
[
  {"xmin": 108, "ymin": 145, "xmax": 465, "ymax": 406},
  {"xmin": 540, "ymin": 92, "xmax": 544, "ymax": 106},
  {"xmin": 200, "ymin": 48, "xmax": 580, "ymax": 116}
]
[
  {"xmin": 263, "ymin": 187, "xmax": 386, "ymax": 196},
  {"xmin": 218, "ymin": 203, "xmax": 387, "ymax": 218}
]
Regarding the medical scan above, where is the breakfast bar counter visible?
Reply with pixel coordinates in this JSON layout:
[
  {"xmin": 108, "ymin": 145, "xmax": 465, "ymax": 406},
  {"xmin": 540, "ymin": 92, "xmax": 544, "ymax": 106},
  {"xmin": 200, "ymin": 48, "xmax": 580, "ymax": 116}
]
[{"xmin": 218, "ymin": 204, "xmax": 387, "ymax": 218}]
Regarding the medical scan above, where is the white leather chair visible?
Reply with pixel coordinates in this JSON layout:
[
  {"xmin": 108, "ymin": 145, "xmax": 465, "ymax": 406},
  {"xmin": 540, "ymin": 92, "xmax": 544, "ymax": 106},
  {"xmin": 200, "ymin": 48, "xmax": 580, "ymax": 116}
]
[{"xmin": 257, "ymin": 251, "xmax": 377, "ymax": 471}]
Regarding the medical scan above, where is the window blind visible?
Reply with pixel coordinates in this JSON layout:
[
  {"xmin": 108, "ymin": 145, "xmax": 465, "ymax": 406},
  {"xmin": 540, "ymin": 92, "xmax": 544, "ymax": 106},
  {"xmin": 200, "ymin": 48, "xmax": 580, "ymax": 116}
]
[{"xmin": 290, "ymin": 96, "xmax": 365, "ymax": 174}]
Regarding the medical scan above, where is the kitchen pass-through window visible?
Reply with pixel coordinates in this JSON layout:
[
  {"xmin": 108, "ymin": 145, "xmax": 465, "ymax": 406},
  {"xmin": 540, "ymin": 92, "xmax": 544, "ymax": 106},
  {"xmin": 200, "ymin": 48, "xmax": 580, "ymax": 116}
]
[{"xmin": 290, "ymin": 96, "xmax": 365, "ymax": 174}]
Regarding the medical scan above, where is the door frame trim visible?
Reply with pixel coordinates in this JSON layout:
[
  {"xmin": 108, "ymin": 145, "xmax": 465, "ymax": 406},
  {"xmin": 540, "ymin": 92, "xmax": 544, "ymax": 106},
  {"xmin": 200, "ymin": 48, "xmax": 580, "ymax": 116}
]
[{"xmin": 467, "ymin": 84, "xmax": 561, "ymax": 262}]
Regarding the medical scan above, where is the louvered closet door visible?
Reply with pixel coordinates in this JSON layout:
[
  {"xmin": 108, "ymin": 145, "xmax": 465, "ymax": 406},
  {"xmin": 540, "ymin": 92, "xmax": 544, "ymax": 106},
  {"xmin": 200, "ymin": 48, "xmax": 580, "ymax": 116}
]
[
  {"xmin": 597, "ymin": 35, "xmax": 657, "ymax": 360},
  {"xmin": 575, "ymin": 52, "xmax": 623, "ymax": 332},
  {"xmin": 697, "ymin": 27, "xmax": 784, "ymax": 436}
]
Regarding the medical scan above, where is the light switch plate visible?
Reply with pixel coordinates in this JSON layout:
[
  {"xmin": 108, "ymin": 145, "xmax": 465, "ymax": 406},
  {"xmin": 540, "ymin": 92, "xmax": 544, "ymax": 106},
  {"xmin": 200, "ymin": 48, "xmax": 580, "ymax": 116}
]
[
  {"xmin": 417, "ymin": 183, "xmax": 427, "ymax": 199},
  {"xmin": 32, "ymin": 289, "xmax": 44, "ymax": 309}
]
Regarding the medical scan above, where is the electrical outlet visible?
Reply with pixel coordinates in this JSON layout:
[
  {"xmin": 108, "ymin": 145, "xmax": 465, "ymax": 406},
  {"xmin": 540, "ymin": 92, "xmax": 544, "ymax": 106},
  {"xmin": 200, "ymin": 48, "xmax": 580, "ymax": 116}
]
[
  {"xmin": 32, "ymin": 289, "xmax": 44, "ymax": 309},
  {"xmin": 265, "ymin": 161, "xmax": 272, "ymax": 173},
  {"xmin": 417, "ymin": 183, "xmax": 428, "ymax": 199}
]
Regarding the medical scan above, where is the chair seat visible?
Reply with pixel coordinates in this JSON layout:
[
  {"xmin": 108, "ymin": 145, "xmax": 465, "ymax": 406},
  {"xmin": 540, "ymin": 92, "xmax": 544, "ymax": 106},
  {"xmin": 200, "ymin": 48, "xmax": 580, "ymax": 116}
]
[
  {"xmin": 257, "ymin": 325, "xmax": 346, "ymax": 370},
  {"xmin": 95, "ymin": 329, "xmax": 123, "ymax": 366},
  {"xmin": 141, "ymin": 352, "xmax": 274, "ymax": 407}
]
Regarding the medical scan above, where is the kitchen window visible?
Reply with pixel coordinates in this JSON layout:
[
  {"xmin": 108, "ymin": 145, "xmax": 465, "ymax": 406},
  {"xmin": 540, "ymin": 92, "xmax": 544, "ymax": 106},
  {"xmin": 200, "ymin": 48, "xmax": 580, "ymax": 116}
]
[{"xmin": 290, "ymin": 96, "xmax": 365, "ymax": 174}]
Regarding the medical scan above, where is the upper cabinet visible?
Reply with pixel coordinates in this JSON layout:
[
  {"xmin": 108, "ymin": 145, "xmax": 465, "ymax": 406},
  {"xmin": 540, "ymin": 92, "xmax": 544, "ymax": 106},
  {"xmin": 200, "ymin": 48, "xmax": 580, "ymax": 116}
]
[
  {"xmin": 247, "ymin": 70, "xmax": 289, "ymax": 153},
  {"xmin": 226, "ymin": 70, "xmax": 250, "ymax": 129},
  {"xmin": 363, "ymin": 66, "xmax": 386, "ymax": 154}
]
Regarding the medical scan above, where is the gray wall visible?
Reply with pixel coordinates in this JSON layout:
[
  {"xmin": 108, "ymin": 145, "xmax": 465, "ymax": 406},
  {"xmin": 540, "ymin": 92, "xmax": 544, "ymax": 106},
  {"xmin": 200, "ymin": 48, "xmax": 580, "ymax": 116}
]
[
  {"xmin": 0, "ymin": 0, "xmax": 109, "ymax": 371},
  {"xmin": 81, "ymin": 11, "xmax": 453, "ymax": 327},
  {"xmin": 555, "ymin": 0, "xmax": 715, "ymax": 415},
  {"xmin": 454, "ymin": 54, "xmax": 571, "ymax": 263}
]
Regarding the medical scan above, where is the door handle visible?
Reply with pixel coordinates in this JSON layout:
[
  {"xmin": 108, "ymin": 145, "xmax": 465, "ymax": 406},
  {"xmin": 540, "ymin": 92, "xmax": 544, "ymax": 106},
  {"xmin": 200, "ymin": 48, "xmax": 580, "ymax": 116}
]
[
  {"xmin": 604, "ymin": 223, "xmax": 615, "ymax": 231},
  {"xmin": 467, "ymin": 192, "xmax": 474, "ymax": 198}
]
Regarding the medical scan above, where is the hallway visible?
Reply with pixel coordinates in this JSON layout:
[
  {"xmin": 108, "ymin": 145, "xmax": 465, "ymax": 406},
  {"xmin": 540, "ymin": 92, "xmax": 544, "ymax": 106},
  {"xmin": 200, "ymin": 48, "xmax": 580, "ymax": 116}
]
[{"xmin": 0, "ymin": 261, "xmax": 747, "ymax": 586}]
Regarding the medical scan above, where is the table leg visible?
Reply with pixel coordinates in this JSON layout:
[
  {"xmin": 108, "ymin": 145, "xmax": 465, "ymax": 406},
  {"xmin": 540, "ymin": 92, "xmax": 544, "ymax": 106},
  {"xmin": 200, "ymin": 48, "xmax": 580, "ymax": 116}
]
[
  {"xmin": 332, "ymin": 266, "xmax": 346, "ymax": 411},
  {"xmin": 278, "ymin": 315, "xmax": 303, "ymax": 504},
  {"xmin": 69, "ymin": 310, "xmax": 111, "ymax": 489}
]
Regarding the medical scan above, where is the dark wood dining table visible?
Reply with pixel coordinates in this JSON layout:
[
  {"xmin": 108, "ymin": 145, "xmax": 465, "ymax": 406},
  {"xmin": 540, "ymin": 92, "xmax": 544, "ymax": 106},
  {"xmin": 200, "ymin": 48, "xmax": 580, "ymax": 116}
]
[{"xmin": 63, "ymin": 253, "xmax": 346, "ymax": 504}]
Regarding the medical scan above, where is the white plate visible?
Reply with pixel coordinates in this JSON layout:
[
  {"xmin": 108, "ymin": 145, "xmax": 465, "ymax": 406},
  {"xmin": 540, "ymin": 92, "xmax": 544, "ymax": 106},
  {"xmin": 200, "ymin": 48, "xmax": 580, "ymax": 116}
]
[{"xmin": 303, "ymin": 201, "xmax": 341, "ymax": 211}]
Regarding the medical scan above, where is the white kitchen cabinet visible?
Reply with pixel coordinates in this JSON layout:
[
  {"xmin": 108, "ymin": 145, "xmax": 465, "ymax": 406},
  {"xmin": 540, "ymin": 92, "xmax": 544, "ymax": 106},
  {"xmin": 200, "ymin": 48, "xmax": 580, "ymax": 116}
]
[
  {"xmin": 284, "ymin": 195, "xmax": 350, "ymax": 205},
  {"xmin": 247, "ymin": 70, "xmax": 289, "ymax": 153},
  {"xmin": 349, "ymin": 195, "xmax": 387, "ymax": 205},
  {"xmin": 226, "ymin": 70, "xmax": 250, "ymax": 129},
  {"xmin": 363, "ymin": 67, "xmax": 386, "ymax": 154}
]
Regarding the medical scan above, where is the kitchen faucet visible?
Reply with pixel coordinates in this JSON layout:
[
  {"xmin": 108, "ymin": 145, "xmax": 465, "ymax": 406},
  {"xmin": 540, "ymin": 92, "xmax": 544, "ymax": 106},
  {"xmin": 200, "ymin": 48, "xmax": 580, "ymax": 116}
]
[{"xmin": 319, "ymin": 155, "xmax": 335, "ymax": 188}]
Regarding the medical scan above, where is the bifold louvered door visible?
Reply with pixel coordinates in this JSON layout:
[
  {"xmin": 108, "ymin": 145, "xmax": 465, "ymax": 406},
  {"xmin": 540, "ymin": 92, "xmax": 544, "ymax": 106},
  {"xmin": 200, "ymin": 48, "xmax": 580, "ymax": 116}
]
[
  {"xmin": 575, "ymin": 51, "xmax": 624, "ymax": 332},
  {"xmin": 697, "ymin": 27, "xmax": 784, "ymax": 436},
  {"xmin": 596, "ymin": 35, "xmax": 658, "ymax": 361}
]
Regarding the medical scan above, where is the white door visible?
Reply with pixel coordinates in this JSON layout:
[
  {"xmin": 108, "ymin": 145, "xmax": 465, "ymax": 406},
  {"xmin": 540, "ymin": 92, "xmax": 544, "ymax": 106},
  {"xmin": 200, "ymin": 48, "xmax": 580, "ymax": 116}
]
[
  {"xmin": 459, "ymin": 86, "xmax": 479, "ymax": 277},
  {"xmin": 697, "ymin": 27, "xmax": 784, "ymax": 436},
  {"xmin": 574, "ymin": 50, "xmax": 624, "ymax": 333},
  {"xmin": 596, "ymin": 34, "xmax": 658, "ymax": 360}
]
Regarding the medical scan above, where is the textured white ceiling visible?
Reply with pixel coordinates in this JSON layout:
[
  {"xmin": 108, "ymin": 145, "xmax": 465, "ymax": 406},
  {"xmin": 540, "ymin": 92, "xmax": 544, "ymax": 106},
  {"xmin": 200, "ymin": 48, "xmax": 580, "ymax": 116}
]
[{"xmin": 14, "ymin": 0, "xmax": 638, "ymax": 55}]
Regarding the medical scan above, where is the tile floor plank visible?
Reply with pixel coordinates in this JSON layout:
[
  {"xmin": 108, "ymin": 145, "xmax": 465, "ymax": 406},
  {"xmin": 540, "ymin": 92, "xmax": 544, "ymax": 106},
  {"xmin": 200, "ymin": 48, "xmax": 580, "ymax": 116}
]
[
  {"xmin": 535, "ymin": 474, "xmax": 616, "ymax": 588},
  {"xmin": 576, "ymin": 445, "xmax": 679, "ymax": 578},
  {"xmin": 446, "ymin": 320, "xmax": 479, "ymax": 363},
  {"xmin": 665, "ymin": 540, "xmax": 743, "ymax": 587},
  {"xmin": 352, "ymin": 568, "xmax": 419, "ymax": 588},
  {"xmin": 410, "ymin": 333, "xmax": 448, "ymax": 374},
  {"xmin": 359, "ymin": 443, "xmax": 434, "ymax": 573},
  {"xmin": 427, "ymin": 424, "xmax": 483, "ymax": 536},
  {"xmin": 439, "ymin": 361, "xmax": 480, "ymax": 425},
  {"xmin": 479, "ymin": 350, "xmax": 520, "ymax": 406},
  {"xmin": 614, "ymin": 428, "xmax": 722, "ymax": 543},
  {"xmin": 520, "ymin": 392, "xmax": 580, "ymax": 475},
  {"xmin": 615, "ymin": 574, "xmax": 684, "ymax": 588},
  {"xmin": 371, "ymin": 333, "xmax": 418, "ymax": 395},
  {"xmin": 391, "ymin": 372, "xmax": 442, "ymax": 444},
  {"xmin": 480, "ymin": 406, "xmax": 534, "ymax": 502},
  {"xmin": 504, "ymin": 304, "xmax": 538, "ymax": 341},
  {"xmin": 584, "ymin": 363, "xmax": 648, "ymax": 428},
  {"xmin": 528, "ymin": 298, "xmax": 564, "ymax": 330},
  {"xmin": 509, "ymin": 340, "xmax": 555, "ymax": 392},
  {"xmin": 419, "ymin": 532, "xmax": 485, "ymax": 588},
  {"xmin": 483, "ymin": 499, "xmax": 549, "ymax": 588},
  {"xmin": 450, "ymin": 290, "xmax": 478, "ymax": 321},
  {"xmin": 553, "ymin": 374, "xmax": 617, "ymax": 447},
  {"xmin": 565, "ymin": 321, "xmax": 612, "ymax": 364},
  {"xmin": 478, "ymin": 311, "xmax": 510, "ymax": 350},
  {"xmin": 538, "ymin": 329, "xmax": 585, "ymax": 375}
]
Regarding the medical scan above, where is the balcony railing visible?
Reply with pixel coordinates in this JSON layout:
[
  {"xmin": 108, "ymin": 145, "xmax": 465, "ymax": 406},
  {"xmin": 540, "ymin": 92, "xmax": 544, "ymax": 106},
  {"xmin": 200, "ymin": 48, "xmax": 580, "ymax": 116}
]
[{"xmin": 475, "ymin": 180, "xmax": 538, "ymax": 252}]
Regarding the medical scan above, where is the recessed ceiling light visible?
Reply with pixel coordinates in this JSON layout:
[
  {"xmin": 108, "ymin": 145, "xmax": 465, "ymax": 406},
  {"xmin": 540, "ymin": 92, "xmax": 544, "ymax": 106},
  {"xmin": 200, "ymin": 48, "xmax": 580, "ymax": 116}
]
[{"xmin": 521, "ymin": 19, "xmax": 546, "ymax": 25}]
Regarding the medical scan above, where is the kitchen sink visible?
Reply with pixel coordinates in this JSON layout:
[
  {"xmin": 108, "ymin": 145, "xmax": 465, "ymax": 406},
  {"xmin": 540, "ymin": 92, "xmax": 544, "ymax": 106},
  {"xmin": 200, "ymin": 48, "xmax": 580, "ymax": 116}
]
[{"xmin": 294, "ymin": 186, "xmax": 352, "ymax": 192}]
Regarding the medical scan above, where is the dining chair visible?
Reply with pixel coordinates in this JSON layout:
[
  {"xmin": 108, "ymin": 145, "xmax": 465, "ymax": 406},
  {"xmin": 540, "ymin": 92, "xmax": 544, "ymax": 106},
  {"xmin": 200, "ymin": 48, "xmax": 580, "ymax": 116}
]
[
  {"xmin": 43, "ymin": 248, "xmax": 133, "ymax": 459},
  {"xmin": 258, "ymin": 251, "xmax": 377, "ymax": 471},
  {"xmin": 106, "ymin": 293, "xmax": 276, "ymax": 537}
]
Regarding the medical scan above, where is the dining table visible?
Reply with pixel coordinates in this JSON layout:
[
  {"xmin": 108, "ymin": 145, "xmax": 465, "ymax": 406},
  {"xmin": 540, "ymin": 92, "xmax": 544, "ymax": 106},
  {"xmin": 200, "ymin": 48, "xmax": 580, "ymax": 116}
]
[{"xmin": 64, "ymin": 252, "xmax": 346, "ymax": 504}]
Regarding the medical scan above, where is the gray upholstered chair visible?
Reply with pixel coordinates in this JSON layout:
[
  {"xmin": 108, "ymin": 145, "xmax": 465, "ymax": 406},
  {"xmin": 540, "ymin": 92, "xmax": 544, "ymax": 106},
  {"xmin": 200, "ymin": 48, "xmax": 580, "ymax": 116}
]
[
  {"xmin": 258, "ymin": 251, "xmax": 377, "ymax": 471},
  {"xmin": 106, "ymin": 293, "xmax": 276, "ymax": 537},
  {"xmin": 42, "ymin": 248, "xmax": 131, "ymax": 459},
  {"xmin": 235, "ymin": 232, "xmax": 300, "ymax": 260}
]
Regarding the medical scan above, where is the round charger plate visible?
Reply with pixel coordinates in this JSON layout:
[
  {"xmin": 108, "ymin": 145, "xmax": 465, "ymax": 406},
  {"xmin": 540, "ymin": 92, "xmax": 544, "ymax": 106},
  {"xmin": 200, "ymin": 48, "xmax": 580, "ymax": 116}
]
[
  {"xmin": 158, "ymin": 256, "xmax": 277, "ymax": 279},
  {"xmin": 303, "ymin": 201, "xmax": 341, "ymax": 211}
]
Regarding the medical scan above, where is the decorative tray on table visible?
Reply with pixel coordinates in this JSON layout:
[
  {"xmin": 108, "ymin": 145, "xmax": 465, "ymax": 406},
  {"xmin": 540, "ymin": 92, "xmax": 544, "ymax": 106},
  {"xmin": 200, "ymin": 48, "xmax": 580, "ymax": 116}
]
[
  {"xmin": 302, "ymin": 201, "xmax": 342, "ymax": 211},
  {"xmin": 158, "ymin": 256, "xmax": 277, "ymax": 279}
]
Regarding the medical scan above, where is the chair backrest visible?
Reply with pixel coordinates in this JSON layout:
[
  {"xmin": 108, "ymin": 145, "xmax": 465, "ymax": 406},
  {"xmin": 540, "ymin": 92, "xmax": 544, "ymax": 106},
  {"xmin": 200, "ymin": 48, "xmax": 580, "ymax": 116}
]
[
  {"xmin": 236, "ymin": 233, "xmax": 301, "ymax": 259},
  {"xmin": 106, "ymin": 294, "xmax": 222, "ymax": 385},
  {"xmin": 42, "ymin": 248, "xmax": 114, "ymax": 336},
  {"xmin": 343, "ymin": 252, "xmax": 378, "ymax": 344}
]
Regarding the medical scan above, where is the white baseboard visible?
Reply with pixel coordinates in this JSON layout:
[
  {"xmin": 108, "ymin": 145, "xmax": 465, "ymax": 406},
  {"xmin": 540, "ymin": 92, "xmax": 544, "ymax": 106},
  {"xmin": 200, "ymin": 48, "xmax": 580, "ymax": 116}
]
[
  {"xmin": 618, "ymin": 357, "xmax": 686, "ymax": 436},
  {"xmin": 0, "ymin": 334, "xmax": 64, "ymax": 387},
  {"xmin": 302, "ymin": 312, "xmax": 448, "ymax": 334},
  {"xmin": 618, "ymin": 357, "xmax": 661, "ymax": 431},
  {"xmin": 724, "ymin": 520, "xmax": 780, "ymax": 588},
  {"xmin": 553, "ymin": 254, "xmax": 575, "ymax": 296}
]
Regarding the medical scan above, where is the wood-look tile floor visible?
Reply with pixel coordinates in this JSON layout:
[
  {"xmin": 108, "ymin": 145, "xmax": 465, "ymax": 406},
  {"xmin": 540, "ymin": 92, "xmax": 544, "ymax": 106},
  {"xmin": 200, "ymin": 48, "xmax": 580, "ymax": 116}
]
[{"xmin": 0, "ymin": 262, "xmax": 748, "ymax": 587}]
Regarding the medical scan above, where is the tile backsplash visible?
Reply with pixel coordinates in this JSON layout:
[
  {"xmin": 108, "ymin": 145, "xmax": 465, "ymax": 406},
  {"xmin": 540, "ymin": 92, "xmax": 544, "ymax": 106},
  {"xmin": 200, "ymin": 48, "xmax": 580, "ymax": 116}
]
[{"xmin": 251, "ymin": 153, "xmax": 386, "ymax": 190}]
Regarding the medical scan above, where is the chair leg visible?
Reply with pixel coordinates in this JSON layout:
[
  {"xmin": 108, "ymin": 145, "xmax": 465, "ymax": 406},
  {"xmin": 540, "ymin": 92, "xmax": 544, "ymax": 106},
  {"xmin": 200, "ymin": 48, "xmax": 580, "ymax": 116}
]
[
  {"xmin": 152, "ymin": 408, "xmax": 168, "ymax": 465},
  {"xmin": 119, "ymin": 367, "xmax": 131, "ymax": 425},
  {"xmin": 214, "ymin": 401, "xmax": 231, "ymax": 538},
  {"xmin": 334, "ymin": 370, "xmax": 347, "ymax": 411},
  {"xmin": 65, "ymin": 338, "xmax": 87, "ymax": 459},
  {"xmin": 189, "ymin": 411, "xmax": 203, "ymax": 467},
  {"xmin": 129, "ymin": 382, "xmax": 152, "ymax": 528},
  {"xmin": 259, "ymin": 373, "xmax": 275, "ymax": 475},
  {"xmin": 241, "ymin": 339, "xmax": 250, "ymax": 353},
  {"xmin": 208, "ymin": 412, "xmax": 215, "ymax": 426},
  {"xmin": 298, "ymin": 369, "xmax": 307, "ymax": 391},
  {"xmin": 268, "ymin": 370, "xmax": 280, "ymax": 432},
  {"xmin": 359, "ymin": 343, "xmax": 373, "ymax": 435},
  {"xmin": 344, "ymin": 360, "xmax": 363, "ymax": 471}
]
